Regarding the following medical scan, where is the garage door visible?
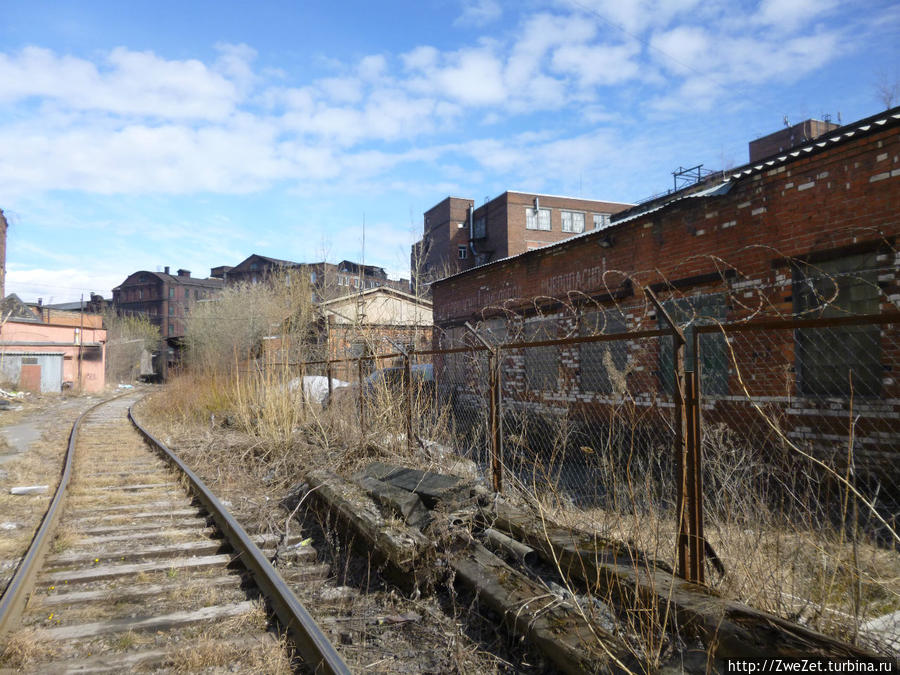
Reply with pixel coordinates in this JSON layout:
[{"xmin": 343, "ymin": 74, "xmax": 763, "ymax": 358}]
[{"xmin": 0, "ymin": 353, "xmax": 64, "ymax": 392}]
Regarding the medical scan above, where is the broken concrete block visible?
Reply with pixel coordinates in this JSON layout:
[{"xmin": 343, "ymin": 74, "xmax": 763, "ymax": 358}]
[
  {"xmin": 356, "ymin": 476, "xmax": 432, "ymax": 530},
  {"xmin": 362, "ymin": 462, "xmax": 469, "ymax": 508}
]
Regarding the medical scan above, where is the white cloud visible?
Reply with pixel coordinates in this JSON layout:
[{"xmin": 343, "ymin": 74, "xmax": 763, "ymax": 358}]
[
  {"xmin": 405, "ymin": 46, "xmax": 507, "ymax": 105},
  {"xmin": 755, "ymin": 0, "xmax": 839, "ymax": 32},
  {"xmin": 561, "ymin": 0, "xmax": 704, "ymax": 34},
  {"xmin": 455, "ymin": 0, "xmax": 503, "ymax": 27},
  {"xmin": 214, "ymin": 42, "xmax": 258, "ymax": 95},
  {"xmin": 358, "ymin": 54, "xmax": 387, "ymax": 81},
  {"xmin": 551, "ymin": 40, "xmax": 641, "ymax": 87},
  {"xmin": 401, "ymin": 45, "xmax": 439, "ymax": 72},
  {"xmin": 318, "ymin": 76, "xmax": 364, "ymax": 103},
  {"xmin": 0, "ymin": 115, "xmax": 291, "ymax": 195},
  {"xmin": 0, "ymin": 46, "xmax": 243, "ymax": 120},
  {"xmin": 6, "ymin": 266, "xmax": 127, "ymax": 303},
  {"xmin": 505, "ymin": 13, "xmax": 595, "ymax": 97},
  {"xmin": 649, "ymin": 25, "xmax": 711, "ymax": 76},
  {"xmin": 0, "ymin": 3, "xmax": 865, "ymax": 200},
  {"xmin": 646, "ymin": 18, "xmax": 844, "ymax": 111}
]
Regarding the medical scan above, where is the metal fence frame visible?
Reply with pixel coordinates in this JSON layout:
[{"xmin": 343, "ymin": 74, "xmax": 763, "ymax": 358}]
[{"xmin": 285, "ymin": 311, "xmax": 899, "ymax": 584}]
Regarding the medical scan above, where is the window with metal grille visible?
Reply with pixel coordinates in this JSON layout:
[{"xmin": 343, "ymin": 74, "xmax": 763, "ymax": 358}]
[
  {"xmin": 580, "ymin": 308, "xmax": 627, "ymax": 394},
  {"xmin": 658, "ymin": 294, "xmax": 728, "ymax": 396},
  {"xmin": 524, "ymin": 317, "xmax": 558, "ymax": 390},
  {"xmin": 793, "ymin": 252, "xmax": 881, "ymax": 397}
]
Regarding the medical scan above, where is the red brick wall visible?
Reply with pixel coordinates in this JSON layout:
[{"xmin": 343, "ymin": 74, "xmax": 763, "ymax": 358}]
[
  {"xmin": 417, "ymin": 197, "xmax": 474, "ymax": 282},
  {"xmin": 431, "ymin": 121, "xmax": 900, "ymax": 472},
  {"xmin": 418, "ymin": 193, "xmax": 632, "ymax": 283},
  {"xmin": 501, "ymin": 192, "xmax": 631, "ymax": 255},
  {"xmin": 434, "ymin": 124, "xmax": 900, "ymax": 327}
]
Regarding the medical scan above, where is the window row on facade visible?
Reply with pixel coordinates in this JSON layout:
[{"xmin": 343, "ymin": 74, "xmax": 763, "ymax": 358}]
[
  {"xmin": 525, "ymin": 208, "xmax": 611, "ymax": 233},
  {"xmin": 337, "ymin": 275, "xmax": 384, "ymax": 289},
  {"xmin": 119, "ymin": 287, "xmax": 213, "ymax": 303}
]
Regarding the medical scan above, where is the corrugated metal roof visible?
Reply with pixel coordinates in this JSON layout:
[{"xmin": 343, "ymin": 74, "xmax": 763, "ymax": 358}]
[{"xmin": 434, "ymin": 106, "xmax": 900, "ymax": 286}]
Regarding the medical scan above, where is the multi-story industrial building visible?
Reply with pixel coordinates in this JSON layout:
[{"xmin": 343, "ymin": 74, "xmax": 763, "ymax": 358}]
[
  {"xmin": 112, "ymin": 267, "xmax": 223, "ymax": 338},
  {"xmin": 411, "ymin": 192, "xmax": 632, "ymax": 292},
  {"xmin": 221, "ymin": 254, "xmax": 409, "ymax": 300}
]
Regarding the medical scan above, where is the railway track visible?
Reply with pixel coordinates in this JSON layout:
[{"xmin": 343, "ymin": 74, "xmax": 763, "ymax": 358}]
[{"xmin": 0, "ymin": 392, "xmax": 350, "ymax": 674}]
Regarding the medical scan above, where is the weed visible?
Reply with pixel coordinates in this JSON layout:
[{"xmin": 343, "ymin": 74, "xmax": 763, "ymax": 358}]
[{"xmin": 0, "ymin": 629, "xmax": 44, "ymax": 667}]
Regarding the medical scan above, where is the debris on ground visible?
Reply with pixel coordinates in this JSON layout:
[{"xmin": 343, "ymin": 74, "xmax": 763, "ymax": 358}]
[{"xmin": 10, "ymin": 485, "xmax": 49, "ymax": 495}]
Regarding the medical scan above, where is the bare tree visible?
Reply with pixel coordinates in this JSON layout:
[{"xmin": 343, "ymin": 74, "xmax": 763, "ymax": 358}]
[{"xmin": 875, "ymin": 68, "xmax": 900, "ymax": 109}]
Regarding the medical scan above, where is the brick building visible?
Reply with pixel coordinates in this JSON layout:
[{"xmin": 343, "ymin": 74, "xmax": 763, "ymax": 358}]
[
  {"xmin": 319, "ymin": 287, "xmax": 432, "ymax": 380},
  {"xmin": 434, "ymin": 109, "xmax": 900, "ymax": 331},
  {"xmin": 112, "ymin": 267, "xmax": 223, "ymax": 338},
  {"xmin": 748, "ymin": 117, "xmax": 840, "ymax": 163},
  {"xmin": 39, "ymin": 294, "xmax": 110, "ymax": 315},
  {"xmin": 220, "ymin": 254, "xmax": 303, "ymax": 286},
  {"xmin": 222, "ymin": 254, "xmax": 409, "ymax": 300},
  {"xmin": 0, "ymin": 294, "xmax": 106, "ymax": 392},
  {"xmin": 411, "ymin": 192, "xmax": 632, "ymax": 292},
  {"xmin": 431, "ymin": 107, "xmax": 900, "ymax": 479}
]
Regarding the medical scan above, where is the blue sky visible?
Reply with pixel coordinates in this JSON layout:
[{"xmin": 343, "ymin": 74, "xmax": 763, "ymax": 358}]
[{"xmin": 1, "ymin": 0, "xmax": 898, "ymax": 303}]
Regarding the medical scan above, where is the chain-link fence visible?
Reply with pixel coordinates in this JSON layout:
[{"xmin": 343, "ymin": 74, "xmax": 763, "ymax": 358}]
[{"xmin": 280, "ymin": 295, "xmax": 897, "ymax": 652}]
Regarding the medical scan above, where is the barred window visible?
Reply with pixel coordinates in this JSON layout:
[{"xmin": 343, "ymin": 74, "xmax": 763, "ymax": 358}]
[
  {"xmin": 658, "ymin": 294, "xmax": 728, "ymax": 396},
  {"xmin": 440, "ymin": 327, "xmax": 466, "ymax": 387},
  {"xmin": 794, "ymin": 252, "xmax": 881, "ymax": 397},
  {"xmin": 524, "ymin": 318, "xmax": 558, "ymax": 390},
  {"xmin": 580, "ymin": 309, "xmax": 627, "ymax": 394}
]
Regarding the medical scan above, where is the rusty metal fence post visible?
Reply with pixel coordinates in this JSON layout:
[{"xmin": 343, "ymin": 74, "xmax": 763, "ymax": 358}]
[
  {"xmin": 645, "ymin": 288, "xmax": 706, "ymax": 583},
  {"xmin": 357, "ymin": 357, "xmax": 366, "ymax": 439},
  {"xmin": 684, "ymin": 364, "xmax": 705, "ymax": 584},
  {"xmin": 466, "ymin": 322, "xmax": 502, "ymax": 493},
  {"xmin": 489, "ymin": 348, "xmax": 502, "ymax": 493},
  {"xmin": 326, "ymin": 361, "xmax": 333, "ymax": 404},
  {"xmin": 298, "ymin": 361, "xmax": 306, "ymax": 410},
  {"xmin": 404, "ymin": 349, "xmax": 413, "ymax": 457}
]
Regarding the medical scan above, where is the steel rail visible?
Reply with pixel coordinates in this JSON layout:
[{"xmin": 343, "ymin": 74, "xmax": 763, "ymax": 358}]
[
  {"xmin": 0, "ymin": 392, "xmax": 130, "ymax": 638},
  {"xmin": 128, "ymin": 404, "xmax": 351, "ymax": 675}
]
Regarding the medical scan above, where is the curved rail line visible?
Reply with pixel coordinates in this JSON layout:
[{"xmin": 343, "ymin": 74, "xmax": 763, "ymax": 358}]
[
  {"xmin": 0, "ymin": 393, "xmax": 350, "ymax": 674},
  {"xmin": 0, "ymin": 393, "xmax": 121, "ymax": 637},
  {"xmin": 128, "ymin": 404, "xmax": 349, "ymax": 674}
]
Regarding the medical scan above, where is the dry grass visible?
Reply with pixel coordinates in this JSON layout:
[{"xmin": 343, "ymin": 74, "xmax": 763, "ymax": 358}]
[
  {"xmin": 137, "ymin": 274, "xmax": 900, "ymax": 667},
  {"xmin": 135, "ymin": 373, "xmax": 524, "ymax": 673},
  {"xmin": 0, "ymin": 628, "xmax": 46, "ymax": 667},
  {"xmin": 0, "ymin": 397, "xmax": 98, "ymax": 594},
  {"xmin": 140, "ymin": 363, "xmax": 900, "ymax": 666},
  {"xmin": 165, "ymin": 634, "xmax": 293, "ymax": 674}
]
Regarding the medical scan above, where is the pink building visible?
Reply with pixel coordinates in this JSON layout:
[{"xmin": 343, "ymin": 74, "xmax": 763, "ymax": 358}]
[{"xmin": 0, "ymin": 296, "xmax": 106, "ymax": 393}]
